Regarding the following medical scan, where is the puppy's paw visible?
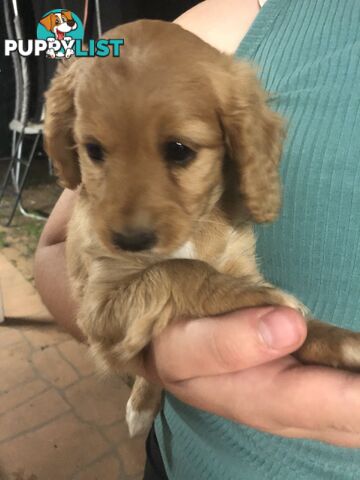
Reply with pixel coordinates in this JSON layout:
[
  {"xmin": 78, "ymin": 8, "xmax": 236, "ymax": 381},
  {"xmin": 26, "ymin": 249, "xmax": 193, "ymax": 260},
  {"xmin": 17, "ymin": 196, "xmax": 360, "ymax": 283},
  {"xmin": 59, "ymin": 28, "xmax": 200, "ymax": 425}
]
[
  {"xmin": 341, "ymin": 338, "xmax": 360, "ymax": 371},
  {"xmin": 126, "ymin": 397, "xmax": 154, "ymax": 437},
  {"xmin": 274, "ymin": 290, "xmax": 309, "ymax": 317},
  {"xmin": 294, "ymin": 319, "xmax": 360, "ymax": 372}
]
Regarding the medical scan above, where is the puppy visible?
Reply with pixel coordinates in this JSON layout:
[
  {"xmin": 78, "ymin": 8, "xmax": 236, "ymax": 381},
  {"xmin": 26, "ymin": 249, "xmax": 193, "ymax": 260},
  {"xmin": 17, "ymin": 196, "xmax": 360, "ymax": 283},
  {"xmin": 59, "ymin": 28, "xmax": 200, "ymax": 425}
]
[
  {"xmin": 44, "ymin": 20, "xmax": 360, "ymax": 436},
  {"xmin": 40, "ymin": 10, "xmax": 77, "ymax": 58}
]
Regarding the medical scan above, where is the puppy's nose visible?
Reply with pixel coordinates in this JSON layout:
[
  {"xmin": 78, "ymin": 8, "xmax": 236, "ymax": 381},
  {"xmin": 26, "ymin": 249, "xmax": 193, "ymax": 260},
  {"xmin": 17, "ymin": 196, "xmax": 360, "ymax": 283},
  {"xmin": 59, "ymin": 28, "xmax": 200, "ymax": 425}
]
[
  {"xmin": 67, "ymin": 19, "xmax": 75, "ymax": 27},
  {"xmin": 112, "ymin": 230, "xmax": 157, "ymax": 252}
]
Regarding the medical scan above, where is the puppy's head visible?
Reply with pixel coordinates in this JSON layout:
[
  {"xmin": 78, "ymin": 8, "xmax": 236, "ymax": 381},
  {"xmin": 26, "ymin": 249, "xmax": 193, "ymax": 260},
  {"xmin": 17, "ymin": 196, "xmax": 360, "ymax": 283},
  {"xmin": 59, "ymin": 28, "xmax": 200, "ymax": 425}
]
[{"xmin": 44, "ymin": 20, "xmax": 283, "ymax": 255}]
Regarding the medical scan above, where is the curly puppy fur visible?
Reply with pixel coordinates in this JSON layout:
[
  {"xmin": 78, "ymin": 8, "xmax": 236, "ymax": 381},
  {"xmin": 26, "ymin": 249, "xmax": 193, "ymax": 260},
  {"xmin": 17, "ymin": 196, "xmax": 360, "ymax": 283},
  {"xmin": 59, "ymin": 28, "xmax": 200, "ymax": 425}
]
[{"xmin": 44, "ymin": 20, "xmax": 360, "ymax": 436}]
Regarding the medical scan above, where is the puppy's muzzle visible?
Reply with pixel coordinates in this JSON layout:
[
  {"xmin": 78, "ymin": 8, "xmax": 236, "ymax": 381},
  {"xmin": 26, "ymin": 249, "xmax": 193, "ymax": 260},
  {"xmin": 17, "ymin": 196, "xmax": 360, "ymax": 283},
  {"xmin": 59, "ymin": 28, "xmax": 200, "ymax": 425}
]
[{"xmin": 112, "ymin": 230, "xmax": 157, "ymax": 252}]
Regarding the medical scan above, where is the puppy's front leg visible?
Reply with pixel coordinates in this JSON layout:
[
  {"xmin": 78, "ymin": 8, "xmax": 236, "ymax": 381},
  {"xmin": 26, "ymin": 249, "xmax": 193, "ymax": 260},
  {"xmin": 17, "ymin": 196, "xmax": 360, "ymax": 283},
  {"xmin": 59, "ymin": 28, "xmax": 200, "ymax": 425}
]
[
  {"xmin": 294, "ymin": 320, "xmax": 360, "ymax": 372},
  {"xmin": 78, "ymin": 258, "xmax": 299, "ymax": 373},
  {"xmin": 79, "ymin": 257, "xmax": 295, "ymax": 437}
]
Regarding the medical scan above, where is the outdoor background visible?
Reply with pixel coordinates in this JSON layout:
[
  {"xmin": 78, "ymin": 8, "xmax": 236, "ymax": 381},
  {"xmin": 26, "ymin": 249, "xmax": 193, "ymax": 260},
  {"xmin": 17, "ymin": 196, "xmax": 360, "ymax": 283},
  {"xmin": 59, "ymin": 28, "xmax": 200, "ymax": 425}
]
[{"xmin": 0, "ymin": 1, "xmax": 202, "ymax": 479}]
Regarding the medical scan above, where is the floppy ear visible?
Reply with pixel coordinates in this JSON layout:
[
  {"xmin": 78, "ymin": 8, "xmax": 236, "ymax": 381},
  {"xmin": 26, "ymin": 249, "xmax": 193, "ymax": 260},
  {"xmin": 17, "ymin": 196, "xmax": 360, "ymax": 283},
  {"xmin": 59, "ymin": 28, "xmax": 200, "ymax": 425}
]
[
  {"xmin": 219, "ymin": 61, "xmax": 284, "ymax": 223},
  {"xmin": 44, "ymin": 61, "xmax": 81, "ymax": 189},
  {"xmin": 40, "ymin": 13, "xmax": 54, "ymax": 32}
]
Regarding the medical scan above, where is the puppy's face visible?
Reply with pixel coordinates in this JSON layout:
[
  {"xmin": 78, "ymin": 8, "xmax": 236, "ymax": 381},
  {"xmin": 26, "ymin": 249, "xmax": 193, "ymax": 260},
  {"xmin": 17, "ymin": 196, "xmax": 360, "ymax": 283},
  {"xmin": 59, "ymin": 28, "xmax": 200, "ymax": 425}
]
[
  {"xmin": 75, "ymin": 58, "xmax": 226, "ymax": 254},
  {"xmin": 45, "ymin": 20, "xmax": 283, "ymax": 255}
]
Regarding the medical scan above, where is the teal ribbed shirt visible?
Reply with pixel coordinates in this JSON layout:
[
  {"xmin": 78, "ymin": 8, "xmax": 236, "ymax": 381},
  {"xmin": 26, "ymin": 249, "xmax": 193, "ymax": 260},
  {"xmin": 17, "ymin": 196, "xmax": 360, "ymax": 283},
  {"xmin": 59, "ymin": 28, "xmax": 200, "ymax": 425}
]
[{"xmin": 156, "ymin": 1, "xmax": 360, "ymax": 478}]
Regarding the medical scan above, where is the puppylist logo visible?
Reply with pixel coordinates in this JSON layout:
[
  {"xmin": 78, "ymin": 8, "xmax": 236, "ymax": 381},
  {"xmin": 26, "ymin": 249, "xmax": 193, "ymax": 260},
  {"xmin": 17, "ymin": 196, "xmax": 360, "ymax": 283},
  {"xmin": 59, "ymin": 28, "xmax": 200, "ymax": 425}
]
[{"xmin": 4, "ymin": 9, "xmax": 124, "ymax": 59}]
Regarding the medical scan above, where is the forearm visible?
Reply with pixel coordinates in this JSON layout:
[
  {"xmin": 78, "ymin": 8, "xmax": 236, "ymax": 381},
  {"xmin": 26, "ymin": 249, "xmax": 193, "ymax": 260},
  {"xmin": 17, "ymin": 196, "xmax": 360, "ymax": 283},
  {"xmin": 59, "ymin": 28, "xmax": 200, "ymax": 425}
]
[
  {"xmin": 34, "ymin": 240, "xmax": 84, "ymax": 341},
  {"xmin": 34, "ymin": 188, "xmax": 84, "ymax": 341}
]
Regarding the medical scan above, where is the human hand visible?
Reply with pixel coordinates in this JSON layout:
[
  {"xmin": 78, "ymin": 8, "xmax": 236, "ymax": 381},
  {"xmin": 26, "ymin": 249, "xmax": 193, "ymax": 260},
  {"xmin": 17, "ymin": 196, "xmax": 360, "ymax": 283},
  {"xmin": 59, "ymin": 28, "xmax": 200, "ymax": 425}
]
[{"xmin": 143, "ymin": 307, "xmax": 360, "ymax": 447}]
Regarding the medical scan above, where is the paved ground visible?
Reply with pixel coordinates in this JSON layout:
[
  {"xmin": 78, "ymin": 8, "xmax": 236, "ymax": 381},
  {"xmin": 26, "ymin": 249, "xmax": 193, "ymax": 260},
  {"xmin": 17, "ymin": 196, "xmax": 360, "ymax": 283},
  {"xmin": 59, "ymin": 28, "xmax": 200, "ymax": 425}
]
[
  {"xmin": 0, "ymin": 156, "xmax": 62, "ymax": 285},
  {"xmin": 0, "ymin": 253, "xmax": 146, "ymax": 480}
]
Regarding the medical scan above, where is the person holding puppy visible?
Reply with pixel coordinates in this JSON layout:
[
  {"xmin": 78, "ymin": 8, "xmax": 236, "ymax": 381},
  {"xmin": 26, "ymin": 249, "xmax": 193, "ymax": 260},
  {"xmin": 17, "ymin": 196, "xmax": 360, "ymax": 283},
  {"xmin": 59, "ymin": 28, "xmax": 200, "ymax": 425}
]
[{"xmin": 35, "ymin": 0, "xmax": 360, "ymax": 478}]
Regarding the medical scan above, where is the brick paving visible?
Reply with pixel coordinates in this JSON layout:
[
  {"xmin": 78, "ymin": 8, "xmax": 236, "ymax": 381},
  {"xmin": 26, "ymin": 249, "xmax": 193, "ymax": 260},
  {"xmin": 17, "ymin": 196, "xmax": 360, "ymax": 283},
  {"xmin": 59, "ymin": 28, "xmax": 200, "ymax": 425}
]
[{"xmin": 0, "ymin": 254, "xmax": 146, "ymax": 480}]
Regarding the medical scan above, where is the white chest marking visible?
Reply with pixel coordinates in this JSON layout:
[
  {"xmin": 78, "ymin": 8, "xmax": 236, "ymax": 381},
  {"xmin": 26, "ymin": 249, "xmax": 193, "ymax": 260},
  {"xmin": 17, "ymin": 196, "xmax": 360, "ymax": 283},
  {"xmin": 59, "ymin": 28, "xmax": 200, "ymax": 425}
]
[{"xmin": 171, "ymin": 241, "xmax": 196, "ymax": 259}]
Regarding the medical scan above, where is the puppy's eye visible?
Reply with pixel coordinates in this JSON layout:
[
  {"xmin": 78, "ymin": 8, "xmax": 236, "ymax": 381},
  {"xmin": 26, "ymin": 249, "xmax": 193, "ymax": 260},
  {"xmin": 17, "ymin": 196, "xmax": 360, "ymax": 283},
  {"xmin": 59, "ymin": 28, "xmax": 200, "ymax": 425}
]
[
  {"xmin": 163, "ymin": 141, "xmax": 195, "ymax": 167},
  {"xmin": 85, "ymin": 143, "xmax": 104, "ymax": 163}
]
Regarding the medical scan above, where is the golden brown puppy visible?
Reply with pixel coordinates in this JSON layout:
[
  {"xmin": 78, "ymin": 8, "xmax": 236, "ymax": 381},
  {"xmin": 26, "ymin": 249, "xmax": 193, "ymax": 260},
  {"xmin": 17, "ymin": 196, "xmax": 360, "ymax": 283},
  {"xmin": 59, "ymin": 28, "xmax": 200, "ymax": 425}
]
[{"xmin": 44, "ymin": 19, "xmax": 360, "ymax": 436}]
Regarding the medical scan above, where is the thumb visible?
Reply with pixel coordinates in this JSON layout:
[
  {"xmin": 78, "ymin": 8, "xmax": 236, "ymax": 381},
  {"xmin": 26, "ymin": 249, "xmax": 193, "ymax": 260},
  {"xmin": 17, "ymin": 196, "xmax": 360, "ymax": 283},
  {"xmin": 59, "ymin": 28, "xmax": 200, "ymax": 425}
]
[{"xmin": 148, "ymin": 307, "xmax": 307, "ymax": 383}]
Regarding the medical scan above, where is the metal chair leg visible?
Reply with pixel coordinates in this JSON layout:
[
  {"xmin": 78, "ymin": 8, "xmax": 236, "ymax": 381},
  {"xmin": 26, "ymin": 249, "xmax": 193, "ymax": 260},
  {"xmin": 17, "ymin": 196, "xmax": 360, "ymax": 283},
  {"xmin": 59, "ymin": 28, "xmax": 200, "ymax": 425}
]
[
  {"xmin": 0, "ymin": 131, "xmax": 24, "ymax": 205},
  {"xmin": 18, "ymin": 200, "xmax": 48, "ymax": 222},
  {"xmin": 6, "ymin": 132, "xmax": 41, "ymax": 226},
  {"xmin": 13, "ymin": 139, "xmax": 23, "ymax": 187},
  {"xmin": 0, "ymin": 156, "xmax": 17, "ymax": 205}
]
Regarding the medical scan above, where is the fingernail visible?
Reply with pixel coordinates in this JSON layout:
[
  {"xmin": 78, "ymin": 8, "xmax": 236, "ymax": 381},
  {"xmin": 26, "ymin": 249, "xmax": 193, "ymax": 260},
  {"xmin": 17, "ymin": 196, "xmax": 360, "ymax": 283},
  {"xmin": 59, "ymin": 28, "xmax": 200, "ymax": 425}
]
[{"xmin": 258, "ymin": 309, "xmax": 303, "ymax": 349}]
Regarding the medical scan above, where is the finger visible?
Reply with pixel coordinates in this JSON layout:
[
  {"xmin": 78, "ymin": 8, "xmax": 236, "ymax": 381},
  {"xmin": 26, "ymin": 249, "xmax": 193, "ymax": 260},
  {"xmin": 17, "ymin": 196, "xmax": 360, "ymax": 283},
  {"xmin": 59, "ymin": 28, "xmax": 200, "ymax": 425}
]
[
  {"xmin": 147, "ymin": 307, "xmax": 307, "ymax": 383},
  {"xmin": 168, "ymin": 358, "xmax": 360, "ymax": 447}
]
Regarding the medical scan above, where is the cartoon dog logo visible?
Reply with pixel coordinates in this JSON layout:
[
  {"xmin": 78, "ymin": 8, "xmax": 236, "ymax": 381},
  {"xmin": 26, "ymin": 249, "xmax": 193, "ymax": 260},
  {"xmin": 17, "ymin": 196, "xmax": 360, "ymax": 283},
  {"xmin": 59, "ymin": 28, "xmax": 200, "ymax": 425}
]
[{"xmin": 39, "ymin": 10, "xmax": 78, "ymax": 58}]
